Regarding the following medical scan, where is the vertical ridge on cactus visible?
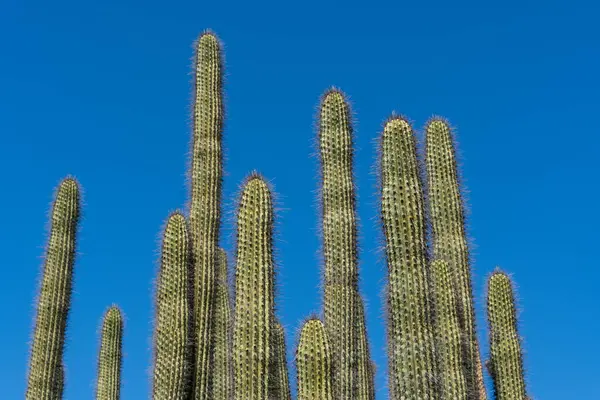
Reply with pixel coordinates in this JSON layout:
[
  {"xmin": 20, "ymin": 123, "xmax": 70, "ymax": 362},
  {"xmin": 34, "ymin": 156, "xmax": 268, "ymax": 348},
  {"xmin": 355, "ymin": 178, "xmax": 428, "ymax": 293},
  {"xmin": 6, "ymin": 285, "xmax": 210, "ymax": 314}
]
[
  {"xmin": 271, "ymin": 321, "xmax": 292, "ymax": 400},
  {"xmin": 95, "ymin": 306, "xmax": 123, "ymax": 400},
  {"xmin": 487, "ymin": 271, "xmax": 528, "ymax": 400},
  {"xmin": 233, "ymin": 176, "xmax": 275, "ymax": 400},
  {"xmin": 189, "ymin": 31, "xmax": 224, "ymax": 400},
  {"xmin": 425, "ymin": 118, "xmax": 486, "ymax": 399},
  {"xmin": 26, "ymin": 178, "xmax": 80, "ymax": 400},
  {"xmin": 296, "ymin": 319, "xmax": 334, "ymax": 400},
  {"xmin": 380, "ymin": 117, "xmax": 437, "ymax": 399},
  {"xmin": 152, "ymin": 213, "xmax": 192, "ymax": 400}
]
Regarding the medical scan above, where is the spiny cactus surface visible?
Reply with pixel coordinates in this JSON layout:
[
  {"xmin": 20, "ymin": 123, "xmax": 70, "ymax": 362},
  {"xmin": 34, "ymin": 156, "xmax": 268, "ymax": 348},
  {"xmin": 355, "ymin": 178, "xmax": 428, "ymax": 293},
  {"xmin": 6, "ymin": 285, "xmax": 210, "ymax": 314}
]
[
  {"xmin": 355, "ymin": 293, "xmax": 375, "ymax": 400},
  {"xmin": 296, "ymin": 319, "xmax": 334, "ymax": 400},
  {"xmin": 96, "ymin": 306, "xmax": 123, "ymax": 400},
  {"xmin": 271, "ymin": 321, "xmax": 291, "ymax": 400}
]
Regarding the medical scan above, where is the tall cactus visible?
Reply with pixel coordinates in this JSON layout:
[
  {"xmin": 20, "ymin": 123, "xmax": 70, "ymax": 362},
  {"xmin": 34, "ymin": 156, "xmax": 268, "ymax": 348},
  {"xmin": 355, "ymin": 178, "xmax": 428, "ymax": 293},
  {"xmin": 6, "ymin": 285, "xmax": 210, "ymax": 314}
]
[
  {"xmin": 271, "ymin": 321, "xmax": 292, "ymax": 400},
  {"xmin": 189, "ymin": 30, "xmax": 224, "ymax": 400},
  {"xmin": 425, "ymin": 118, "xmax": 486, "ymax": 399},
  {"xmin": 233, "ymin": 176, "xmax": 275, "ymax": 399},
  {"xmin": 26, "ymin": 177, "xmax": 80, "ymax": 400},
  {"xmin": 96, "ymin": 306, "xmax": 123, "ymax": 400},
  {"xmin": 296, "ymin": 319, "xmax": 334, "ymax": 400},
  {"xmin": 487, "ymin": 271, "xmax": 528, "ymax": 400},
  {"xmin": 380, "ymin": 117, "xmax": 437, "ymax": 399},
  {"xmin": 319, "ymin": 89, "xmax": 371, "ymax": 399},
  {"xmin": 431, "ymin": 260, "xmax": 467, "ymax": 399},
  {"xmin": 152, "ymin": 213, "xmax": 193, "ymax": 400},
  {"xmin": 211, "ymin": 248, "xmax": 233, "ymax": 399}
]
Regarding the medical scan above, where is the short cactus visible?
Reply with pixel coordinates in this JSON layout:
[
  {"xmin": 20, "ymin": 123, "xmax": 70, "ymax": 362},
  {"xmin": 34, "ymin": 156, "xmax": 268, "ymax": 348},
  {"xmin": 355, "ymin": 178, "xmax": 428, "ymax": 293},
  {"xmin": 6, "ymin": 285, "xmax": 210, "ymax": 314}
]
[
  {"xmin": 296, "ymin": 319, "xmax": 333, "ymax": 400},
  {"xmin": 271, "ymin": 321, "xmax": 291, "ymax": 400},
  {"xmin": 233, "ymin": 176, "xmax": 275, "ymax": 399},
  {"xmin": 152, "ymin": 212, "xmax": 193, "ymax": 400},
  {"xmin": 96, "ymin": 306, "xmax": 123, "ymax": 400},
  {"xmin": 355, "ymin": 293, "xmax": 375, "ymax": 400},
  {"xmin": 26, "ymin": 178, "xmax": 80, "ymax": 400},
  {"xmin": 380, "ymin": 117, "xmax": 437, "ymax": 399},
  {"xmin": 487, "ymin": 271, "xmax": 528, "ymax": 400},
  {"xmin": 189, "ymin": 31, "xmax": 224, "ymax": 400}
]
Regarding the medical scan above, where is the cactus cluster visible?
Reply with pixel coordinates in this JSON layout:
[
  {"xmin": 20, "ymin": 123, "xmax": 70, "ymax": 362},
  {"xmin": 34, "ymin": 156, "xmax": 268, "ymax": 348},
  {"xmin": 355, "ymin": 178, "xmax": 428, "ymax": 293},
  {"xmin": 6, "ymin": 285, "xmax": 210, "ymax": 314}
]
[{"xmin": 24, "ymin": 30, "xmax": 530, "ymax": 400}]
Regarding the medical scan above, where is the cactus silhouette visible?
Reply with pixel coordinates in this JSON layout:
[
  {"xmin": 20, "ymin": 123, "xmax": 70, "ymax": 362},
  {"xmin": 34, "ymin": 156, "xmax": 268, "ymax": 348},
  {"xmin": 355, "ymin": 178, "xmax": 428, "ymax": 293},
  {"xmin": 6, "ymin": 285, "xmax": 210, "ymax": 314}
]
[
  {"xmin": 271, "ymin": 321, "xmax": 291, "ymax": 400},
  {"xmin": 296, "ymin": 319, "xmax": 334, "ymax": 400},
  {"xmin": 95, "ymin": 306, "xmax": 123, "ymax": 400},
  {"xmin": 233, "ymin": 176, "xmax": 275, "ymax": 399},
  {"xmin": 380, "ymin": 117, "xmax": 437, "ymax": 399},
  {"xmin": 487, "ymin": 271, "xmax": 528, "ymax": 400},
  {"xmin": 189, "ymin": 31, "xmax": 224, "ymax": 400},
  {"xmin": 152, "ymin": 212, "xmax": 193, "ymax": 400},
  {"xmin": 26, "ymin": 178, "xmax": 80, "ymax": 400}
]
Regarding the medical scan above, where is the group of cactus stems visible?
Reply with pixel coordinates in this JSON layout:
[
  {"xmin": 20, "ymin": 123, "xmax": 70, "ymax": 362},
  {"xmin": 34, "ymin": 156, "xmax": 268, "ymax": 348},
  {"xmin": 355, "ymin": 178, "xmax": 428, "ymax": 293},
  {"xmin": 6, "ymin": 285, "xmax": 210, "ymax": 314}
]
[{"xmin": 25, "ymin": 30, "xmax": 529, "ymax": 400}]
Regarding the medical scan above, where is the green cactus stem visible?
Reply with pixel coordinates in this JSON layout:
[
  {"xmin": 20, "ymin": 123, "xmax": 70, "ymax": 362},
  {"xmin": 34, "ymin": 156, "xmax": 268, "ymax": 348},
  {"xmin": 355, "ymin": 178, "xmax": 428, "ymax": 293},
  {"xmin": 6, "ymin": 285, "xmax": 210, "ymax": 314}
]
[
  {"xmin": 487, "ymin": 271, "xmax": 528, "ymax": 400},
  {"xmin": 152, "ymin": 213, "xmax": 193, "ymax": 400},
  {"xmin": 271, "ymin": 321, "xmax": 291, "ymax": 400},
  {"xmin": 355, "ymin": 293, "xmax": 375, "ymax": 400},
  {"xmin": 96, "ymin": 306, "xmax": 123, "ymax": 400},
  {"xmin": 296, "ymin": 319, "xmax": 334, "ymax": 400},
  {"xmin": 26, "ymin": 177, "xmax": 80, "ymax": 400},
  {"xmin": 380, "ymin": 117, "xmax": 437, "ymax": 399},
  {"xmin": 211, "ymin": 248, "xmax": 232, "ymax": 400}
]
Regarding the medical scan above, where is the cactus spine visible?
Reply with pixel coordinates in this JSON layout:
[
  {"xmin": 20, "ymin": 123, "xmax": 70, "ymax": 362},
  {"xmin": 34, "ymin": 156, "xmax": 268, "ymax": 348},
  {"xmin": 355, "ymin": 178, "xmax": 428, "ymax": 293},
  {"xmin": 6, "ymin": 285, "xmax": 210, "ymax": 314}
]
[
  {"xmin": 96, "ymin": 306, "xmax": 123, "ymax": 400},
  {"xmin": 211, "ymin": 248, "xmax": 233, "ymax": 399},
  {"xmin": 152, "ymin": 213, "xmax": 192, "ymax": 400},
  {"xmin": 296, "ymin": 319, "xmax": 334, "ymax": 400},
  {"xmin": 233, "ymin": 176, "xmax": 275, "ymax": 399},
  {"xmin": 487, "ymin": 271, "xmax": 528, "ymax": 400},
  {"xmin": 431, "ymin": 260, "xmax": 467, "ymax": 399},
  {"xmin": 425, "ymin": 118, "xmax": 486, "ymax": 399},
  {"xmin": 380, "ymin": 117, "xmax": 437, "ymax": 399},
  {"xmin": 189, "ymin": 31, "xmax": 224, "ymax": 400},
  {"xmin": 271, "ymin": 321, "xmax": 292, "ymax": 400},
  {"xmin": 319, "ymin": 89, "xmax": 371, "ymax": 399},
  {"xmin": 26, "ymin": 178, "xmax": 80, "ymax": 400}
]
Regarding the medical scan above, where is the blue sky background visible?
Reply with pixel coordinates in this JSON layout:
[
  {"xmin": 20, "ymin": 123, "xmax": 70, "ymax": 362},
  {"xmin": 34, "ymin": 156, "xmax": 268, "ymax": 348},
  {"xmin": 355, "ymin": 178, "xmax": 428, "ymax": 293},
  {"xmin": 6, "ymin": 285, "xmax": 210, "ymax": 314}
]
[{"xmin": 1, "ymin": 0, "xmax": 599, "ymax": 398}]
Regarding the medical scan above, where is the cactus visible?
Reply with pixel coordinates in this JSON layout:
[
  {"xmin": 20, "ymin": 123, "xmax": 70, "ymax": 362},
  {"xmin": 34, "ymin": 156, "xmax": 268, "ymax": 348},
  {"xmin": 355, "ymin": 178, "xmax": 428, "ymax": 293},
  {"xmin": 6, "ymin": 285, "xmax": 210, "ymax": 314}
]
[
  {"xmin": 431, "ymin": 260, "xmax": 467, "ymax": 399},
  {"xmin": 211, "ymin": 248, "xmax": 233, "ymax": 399},
  {"xmin": 271, "ymin": 321, "xmax": 291, "ymax": 400},
  {"xmin": 152, "ymin": 212, "xmax": 193, "ymax": 400},
  {"xmin": 95, "ymin": 306, "xmax": 123, "ymax": 400},
  {"xmin": 425, "ymin": 118, "xmax": 486, "ymax": 399},
  {"xmin": 189, "ymin": 31, "xmax": 224, "ymax": 400},
  {"xmin": 26, "ymin": 178, "xmax": 80, "ymax": 400},
  {"xmin": 233, "ymin": 176, "xmax": 275, "ymax": 399},
  {"xmin": 355, "ymin": 293, "xmax": 375, "ymax": 400},
  {"xmin": 318, "ymin": 89, "xmax": 371, "ymax": 399},
  {"xmin": 380, "ymin": 117, "xmax": 437, "ymax": 399},
  {"xmin": 487, "ymin": 271, "xmax": 528, "ymax": 400},
  {"xmin": 296, "ymin": 319, "xmax": 333, "ymax": 400}
]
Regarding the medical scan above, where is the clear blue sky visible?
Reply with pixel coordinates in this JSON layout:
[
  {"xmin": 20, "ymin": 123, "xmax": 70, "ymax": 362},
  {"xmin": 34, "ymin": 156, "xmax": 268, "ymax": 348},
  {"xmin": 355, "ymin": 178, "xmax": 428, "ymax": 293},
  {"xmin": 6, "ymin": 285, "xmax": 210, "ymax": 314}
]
[{"xmin": 1, "ymin": 0, "xmax": 598, "ymax": 398}]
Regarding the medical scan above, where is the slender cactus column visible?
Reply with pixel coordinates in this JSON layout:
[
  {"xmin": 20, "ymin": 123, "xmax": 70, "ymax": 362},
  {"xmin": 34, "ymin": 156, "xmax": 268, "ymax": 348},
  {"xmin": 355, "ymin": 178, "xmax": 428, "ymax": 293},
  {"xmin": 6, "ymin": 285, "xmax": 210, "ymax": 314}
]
[
  {"xmin": 96, "ymin": 306, "xmax": 124, "ymax": 400},
  {"xmin": 211, "ymin": 249, "xmax": 233, "ymax": 399},
  {"xmin": 271, "ymin": 321, "xmax": 291, "ymax": 400},
  {"xmin": 296, "ymin": 319, "xmax": 334, "ymax": 400}
]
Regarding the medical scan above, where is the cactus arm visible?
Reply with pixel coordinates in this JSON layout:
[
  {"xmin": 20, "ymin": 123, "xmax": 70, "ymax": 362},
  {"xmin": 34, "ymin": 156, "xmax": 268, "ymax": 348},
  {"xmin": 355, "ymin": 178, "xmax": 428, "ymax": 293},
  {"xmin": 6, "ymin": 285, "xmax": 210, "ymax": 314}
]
[
  {"xmin": 355, "ymin": 292, "xmax": 375, "ymax": 400},
  {"xmin": 26, "ymin": 178, "xmax": 80, "ymax": 400},
  {"xmin": 296, "ymin": 319, "xmax": 334, "ymax": 400},
  {"xmin": 271, "ymin": 321, "xmax": 292, "ymax": 400},
  {"xmin": 95, "ymin": 306, "xmax": 123, "ymax": 400}
]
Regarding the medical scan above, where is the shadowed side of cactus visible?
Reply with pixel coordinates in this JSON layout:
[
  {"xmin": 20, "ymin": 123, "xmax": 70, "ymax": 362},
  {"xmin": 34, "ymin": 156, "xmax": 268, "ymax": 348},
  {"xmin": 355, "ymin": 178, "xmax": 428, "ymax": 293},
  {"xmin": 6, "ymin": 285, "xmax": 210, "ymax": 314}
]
[
  {"xmin": 425, "ymin": 118, "xmax": 486, "ymax": 399},
  {"xmin": 96, "ymin": 306, "xmax": 123, "ymax": 400},
  {"xmin": 355, "ymin": 294, "xmax": 375, "ymax": 400},
  {"xmin": 296, "ymin": 319, "xmax": 333, "ymax": 400},
  {"xmin": 233, "ymin": 176, "xmax": 275, "ymax": 399},
  {"xmin": 152, "ymin": 213, "xmax": 193, "ymax": 400},
  {"xmin": 211, "ymin": 248, "xmax": 233, "ymax": 399},
  {"xmin": 26, "ymin": 178, "xmax": 80, "ymax": 400},
  {"xmin": 431, "ymin": 260, "xmax": 467, "ymax": 399},
  {"xmin": 380, "ymin": 117, "xmax": 437, "ymax": 399},
  {"xmin": 487, "ymin": 271, "xmax": 528, "ymax": 400},
  {"xmin": 189, "ymin": 31, "xmax": 224, "ymax": 400},
  {"xmin": 271, "ymin": 321, "xmax": 291, "ymax": 400}
]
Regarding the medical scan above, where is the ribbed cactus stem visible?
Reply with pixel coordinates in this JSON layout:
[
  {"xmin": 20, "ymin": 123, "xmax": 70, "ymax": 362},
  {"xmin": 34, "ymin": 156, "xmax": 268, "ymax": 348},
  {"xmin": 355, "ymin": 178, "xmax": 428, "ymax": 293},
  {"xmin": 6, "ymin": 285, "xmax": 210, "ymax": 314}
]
[
  {"xmin": 487, "ymin": 271, "xmax": 528, "ymax": 400},
  {"xmin": 425, "ymin": 118, "xmax": 485, "ymax": 399},
  {"xmin": 296, "ymin": 319, "xmax": 333, "ymax": 400},
  {"xmin": 211, "ymin": 249, "xmax": 232, "ymax": 400},
  {"xmin": 152, "ymin": 213, "xmax": 192, "ymax": 400},
  {"xmin": 380, "ymin": 117, "xmax": 437, "ymax": 399},
  {"xmin": 431, "ymin": 260, "xmax": 467, "ymax": 399},
  {"xmin": 26, "ymin": 178, "xmax": 80, "ymax": 400},
  {"xmin": 271, "ymin": 321, "xmax": 291, "ymax": 400},
  {"xmin": 355, "ymin": 293, "xmax": 375, "ymax": 400},
  {"xmin": 96, "ymin": 306, "xmax": 123, "ymax": 400},
  {"xmin": 189, "ymin": 31, "xmax": 224, "ymax": 400},
  {"xmin": 233, "ymin": 176, "xmax": 275, "ymax": 400}
]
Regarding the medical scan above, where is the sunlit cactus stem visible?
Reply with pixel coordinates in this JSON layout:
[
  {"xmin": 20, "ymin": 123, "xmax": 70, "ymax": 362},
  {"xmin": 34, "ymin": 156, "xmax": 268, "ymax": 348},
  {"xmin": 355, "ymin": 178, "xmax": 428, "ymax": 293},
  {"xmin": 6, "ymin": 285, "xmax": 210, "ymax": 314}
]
[
  {"xmin": 152, "ymin": 213, "xmax": 193, "ymax": 400},
  {"xmin": 271, "ymin": 321, "xmax": 291, "ymax": 400},
  {"xmin": 356, "ymin": 293, "xmax": 375, "ymax": 400},
  {"xmin": 26, "ymin": 177, "xmax": 80, "ymax": 400},
  {"xmin": 380, "ymin": 117, "xmax": 437, "ymax": 399},
  {"xmin": 296, "ymin": 319, "xmax": 334, "ymax": 400},
  {"xmin": 189, "ymin": 30, "xmax": 224, "ymax": 400},
  {"xmin": 211, "ymin": 249, "xmax": 233, "ymax": 399},
  {"xmin": 96, "ymin": 306, "xmax": 124, "ymax": 400},
  {"xmin": 487, "ymin": 271, "xmax": 528, "ymax": 400}
]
